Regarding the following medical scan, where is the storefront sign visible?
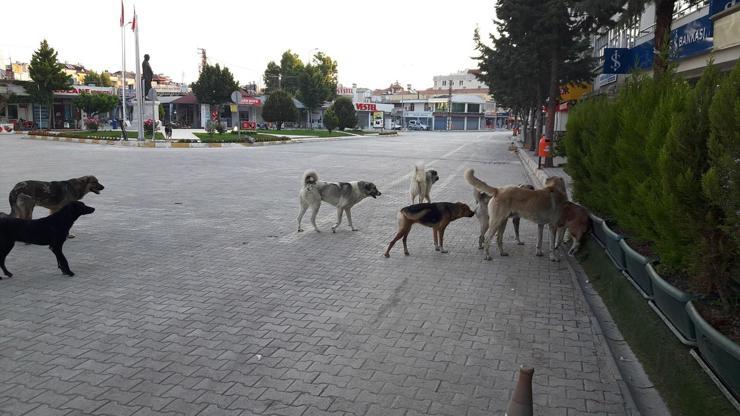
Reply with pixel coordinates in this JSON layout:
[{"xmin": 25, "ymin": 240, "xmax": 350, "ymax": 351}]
[
  {"xmin": 241, "ymin": 120, "xmax": 256, "ymax": 130},
  {"xmin": 237, "ymin": 97, "xmax": 261, "ymax": 106},
  {"xmin": 403, "ymin": 111, "xmax": 433, "ymax": 118},
  {"xmin": 52, "ymin": 87, "xmax": 115, "ymax": 96},
  {"xmin": 603, "ymin": 48, "xmax": 632, "ymax": 74},
  {"xmin": 337, "ymin": 86, "xmax": 354, "ymax": 95},
  {"xmin": 626, "ymin": 14, "xmax": 714, "ymax": 71},
  {"xmin": 355, "ymin": 103, "xmax": 377, "ymax": 112}
]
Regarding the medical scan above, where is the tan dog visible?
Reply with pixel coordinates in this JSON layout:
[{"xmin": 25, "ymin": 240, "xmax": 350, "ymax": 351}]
[
  {"xmin": 464, "ymin": 169, "xmax": 568, "ymax": 261},
  {"xmin": 384, "ymin": 202, "xmax": 474, "ymax": 257},
  {"xmin": 555, "ymin": 201, "xmax": 590, "ymax": 255}
]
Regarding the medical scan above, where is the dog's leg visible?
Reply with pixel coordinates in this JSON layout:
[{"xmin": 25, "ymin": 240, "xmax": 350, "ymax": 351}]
[
  {"xmin": 496, "ymin": 219, "xmax": 508, "ymax": 257},
  {"xmin": 385, "ymin": 231, "xmax": 404, "ymax": 257},
  {"xmin": 401, "ymin": 227, "xmax": 411, "ymax": 256},
  {"xmin": 0, "ymin": 241, "xmax": 14, "ymax": 278},
  {"xmin": 555, "ymin": 226, "xmax": 566, "ymax": 249},
  {"xmin": 438, "ymin": 225, "xmax": 448, "ymax": 253},
  {"xmin": 310, "ymin": 202, "xmax": 321, "ymax": 233},
  {"xmin": 568, "ymin": 238, "xmax": 580, "ymax": 256},
  {"xmin": 513, "ymin": 216, "xmax": 524, "ymax": 245},
  {"xmin": 483, "ymin": 226, "xmax": 496, "ymax": 261},
  {"xmin": 331, "ymin": 207, "xmax": 344, "ymax": 233},
  {"xmin": 297, "ymin": 200, "xmax": 309, "ymax": 232},
  {"xmin": 478, "ymin": 217, "xmax": 487, "ymax": 250},
  {"xmin": 536, "ymin": 224, "xmax": 545, "ymax": 256},
  {"xmin": 50, "ymin": 245, "xmax": 74, "ymax": 276},
  {"xmin": 433, "ymin": 227, "xmax": 439, "ymax": 251},
  {"xmin": 548, "ymin": 224, "xmax": 559, "ymax": 262},
  {"xmin": 345, "ymin": 208, "xmax": 358, "ymax": 231}
]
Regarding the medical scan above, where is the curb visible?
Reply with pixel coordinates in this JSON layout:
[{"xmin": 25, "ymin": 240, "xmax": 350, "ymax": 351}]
[
  {"xmin": 21, "ymin": 132, "xmax": 378, "ymax": 149},
  {"xmin": 517, "ymin": 139, "xmax": 670, "ymax": 416}
]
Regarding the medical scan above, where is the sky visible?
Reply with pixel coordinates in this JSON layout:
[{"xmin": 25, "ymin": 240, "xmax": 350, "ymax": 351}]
[{"xmin": 1, "ymin": 0, "xmax": 497, "ymax": 91}]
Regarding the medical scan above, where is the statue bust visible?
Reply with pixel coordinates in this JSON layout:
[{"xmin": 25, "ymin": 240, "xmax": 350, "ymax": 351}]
[{"xmin": 142, "ymin": 54, "xmax": 153, "ymax": 98}]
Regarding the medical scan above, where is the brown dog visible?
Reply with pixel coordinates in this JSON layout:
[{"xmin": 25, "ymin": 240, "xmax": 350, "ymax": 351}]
[
  {"xmin": 555, "ymin": 201, "xmax": 590, "ymax": 255},
  {"xmin": 465, "ymin": 169, "xmax": 568, "ymax": 261},
  {"xmin": 384, "ymin": 202, "xmax": 474, "ymax": 257}
]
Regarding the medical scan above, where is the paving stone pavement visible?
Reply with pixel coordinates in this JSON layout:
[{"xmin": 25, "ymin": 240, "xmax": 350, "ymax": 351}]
[{"xmin": 0, "ymin": 132, "xmax": 630, "ymax": 415}]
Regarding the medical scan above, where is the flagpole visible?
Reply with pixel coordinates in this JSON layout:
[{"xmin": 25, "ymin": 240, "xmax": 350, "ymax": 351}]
[
  {"xmin": 133, "ymin": 7, "xmax": 144, "ymax": 141},
  {"xmin": 120, "ymin": 24, "xmax": 127, "ymax": 138}
]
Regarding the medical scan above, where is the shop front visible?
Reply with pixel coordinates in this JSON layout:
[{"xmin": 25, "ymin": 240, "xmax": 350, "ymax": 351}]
[{"xmin": 354, "ymin": 102, "xmax": 394, "ymax": 129}]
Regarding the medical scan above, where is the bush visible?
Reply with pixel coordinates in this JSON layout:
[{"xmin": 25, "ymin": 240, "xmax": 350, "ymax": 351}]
[
  {"xmin": 331, "ymin": 96, "xmax": 357, "ymax": 130},
  {"xmin": 143, "ymin": 119, "xmax": 154, "ymax": 135},
  {"xmin": 205, "ymin": 120, "xmax": 217, "ymax": 135},
  {"xmin": 564, "ymin": 61, "xmax": 740, "ymax": 307},
  {"xmin": 262, "ymin": 90, "xmax": 298, "ymax": 130},
  {"xmin": 323, "ymin": 108, "xmax": 338, "ymax": 132},
  {"xmin": 215, "ymin": 122, "xmax": 226, "ymax": 134}
]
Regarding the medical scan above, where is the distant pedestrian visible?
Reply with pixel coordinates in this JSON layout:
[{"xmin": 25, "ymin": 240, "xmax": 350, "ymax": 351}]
[
  {"xmin": 119, "ymin": 119, "xmax": 128, "ymax": 141},
  {"xmin": 165, "ymin": 124, "xmax": 173, "ymax": 140}
]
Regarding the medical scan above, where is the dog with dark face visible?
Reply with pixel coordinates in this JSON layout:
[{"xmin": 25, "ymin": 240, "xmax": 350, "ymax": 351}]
[
  {"xmin": 0, "ymin": 201, "xmax": 95, "ymax": 278},
  {"xmin": 298, "ymin": 170, "xmax": 382, "ymax": 233},
  {"xmin": 410, "ymin": 164, "xmax": 439, "ymax": 204},
  {"xmin": 384, "ymin": 202, "xmax": 475, "ymax": 257},
  {"xmin": 9, "ymin": 176, "xmax": 104, "ymax": 220}
]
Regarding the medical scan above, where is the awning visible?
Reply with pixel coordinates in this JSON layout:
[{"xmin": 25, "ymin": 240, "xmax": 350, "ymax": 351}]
[{"xmin": 172, "ymin": 94, "xmax": 198, "ymax": 105}]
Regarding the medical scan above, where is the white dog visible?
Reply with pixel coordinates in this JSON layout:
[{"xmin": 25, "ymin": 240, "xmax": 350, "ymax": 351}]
[
  {"xmin": 409, "ymin": 164, "xmax": 439, "ymax": 204},
  {"xmin": 298, "ymin": 170, "xmax": 382, "ymax": 233}
]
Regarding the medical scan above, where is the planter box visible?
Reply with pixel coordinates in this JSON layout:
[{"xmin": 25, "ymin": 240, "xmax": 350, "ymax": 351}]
[
  {"xmin": 601, "ymin": 222, "xmax": 625, "ymax": 270},
  {"xmin": 686, "ymin": 302, "xmax": 740, "ymax": 402},
  {"xmin": 620, "ymin": 240, "xmax": 653, "ymax": 298},
  {"xmin": 649, "ymin": 266, "xmax": 696, "ymax": 345},
  {"xmin": 589, "ymin": 213, "xmax": 606, "ymax": 248}
]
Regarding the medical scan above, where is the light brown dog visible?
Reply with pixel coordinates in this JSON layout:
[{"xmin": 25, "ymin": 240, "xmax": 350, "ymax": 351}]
[
  {"xmin": 384, "ymin": 202, "xmax": 474, "ymax": 257},
  {"xmin": 464, "ymin": 169, "xmax": 568, "ymax": 261},
  {"xmin": 555, "ymin": 201, "xmax": 590, "ymax": 255}
]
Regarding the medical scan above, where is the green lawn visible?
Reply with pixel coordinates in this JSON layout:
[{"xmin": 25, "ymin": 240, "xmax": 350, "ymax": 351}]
[
  {"xmin": 260, "ymin": 129, "xmax": 349, "ymax": 137},
  {"xmin": 576, "ymin": 239, "xmax": 735, "ymax": 416},
  {"xmin": 43, "ymin": 130, "xmax": 164, "ymax": 140},
  {"xmin": 194, "ymin": 132, "xmax": 291, "ymax": 143}
]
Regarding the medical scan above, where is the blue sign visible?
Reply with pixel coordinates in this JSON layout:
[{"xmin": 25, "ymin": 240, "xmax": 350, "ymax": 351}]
[
  {"xmin": 608, "ymin": 12, "xmax": 715, "ymax": 73},
  {"xmin": 710, "ymin": 0, "xmax": 737, "ymax": 16},
  {"xmin": 603, "ymin": 48, "xmax": 633, "ymax": 74}
]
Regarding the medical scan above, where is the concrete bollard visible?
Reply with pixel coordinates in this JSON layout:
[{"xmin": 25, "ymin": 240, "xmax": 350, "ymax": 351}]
[{"xmin": 505, "ymin": 366, "xmax": 534, "ymax": 416}]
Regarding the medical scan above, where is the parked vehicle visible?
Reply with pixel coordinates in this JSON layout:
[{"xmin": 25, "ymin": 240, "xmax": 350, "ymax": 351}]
[
  {"xmin": 407, "ymin": 120, "xmax": 429, "ymax": 131},
  {"xmin": 390, "ymin": 122, "xmax": 402, "ymax": 130}
]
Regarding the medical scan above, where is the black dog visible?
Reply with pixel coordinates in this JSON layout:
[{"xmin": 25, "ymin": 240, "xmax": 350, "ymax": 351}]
[{"xmin": 0, "ymin": 201, "xmax": 95, "ymax": 278}]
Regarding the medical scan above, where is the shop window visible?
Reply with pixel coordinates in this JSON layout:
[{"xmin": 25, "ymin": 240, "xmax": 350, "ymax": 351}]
[
  {"xmin": 8, "ymin": 104, "xmax": 18, "ymax": 119},
  {"xmin": 467, "ymin": 103, "xmax": 480, "ymax": 113},
  {"xmin": 442, "ymin": 80, "xmax": 446, "ymax": 86},
  {"xmin": 451, "ymin": 103, "xmax": 466, "ymax": 113}
]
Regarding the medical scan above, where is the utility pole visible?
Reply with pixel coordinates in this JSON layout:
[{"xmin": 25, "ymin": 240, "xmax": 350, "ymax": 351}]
[{"xmin": 447, "ymin": 83, "xmax": 452, "ymax": 131}]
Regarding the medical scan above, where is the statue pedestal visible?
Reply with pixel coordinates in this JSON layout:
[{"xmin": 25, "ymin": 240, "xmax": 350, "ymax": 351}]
[{"xmin": 131, "ymin": 99, "xmax": 160, "ymax": 135}]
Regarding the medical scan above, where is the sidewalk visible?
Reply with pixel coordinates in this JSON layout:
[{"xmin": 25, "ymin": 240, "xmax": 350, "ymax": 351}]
[{"xmin": 514, "ymin": 135, "xmax": 671, "ymax": 416}]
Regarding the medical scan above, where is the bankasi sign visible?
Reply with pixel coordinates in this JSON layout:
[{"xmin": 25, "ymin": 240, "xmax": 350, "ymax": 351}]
[
  {"xmin": 52, "ymin": 87, "xmax": 115, "ymax": 96},
  {"xmin": 354, "ymin": 103, "xmax": 377, "ymax": 111}
]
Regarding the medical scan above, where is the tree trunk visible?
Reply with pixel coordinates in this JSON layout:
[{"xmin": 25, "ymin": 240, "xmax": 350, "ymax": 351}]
[
  {"xmin": 653, "ymin": 0, "xmax": 675, "ymax": 77},
  {"xmin": 544, "ymin": 50, "xmax": 559, "ymax": 168}
]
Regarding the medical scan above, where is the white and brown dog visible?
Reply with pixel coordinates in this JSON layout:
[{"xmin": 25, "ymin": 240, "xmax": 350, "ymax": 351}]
[
  {"xmin": 409, "ymin": 164, "xmax": 439, "ymax": 204},
  {"xmin": 465, "ymin": 169, "xmax": 568, "ymax": 261}
]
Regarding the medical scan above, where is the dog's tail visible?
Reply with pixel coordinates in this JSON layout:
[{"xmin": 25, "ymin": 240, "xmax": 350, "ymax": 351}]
[
  {"xmin": 413, "ymin": 163, "xmax": 426, "ymax": 183},
  {"xmin": 464, "ymin": 169, "xmax": 499, "ymax": 197},
  {"xmin": 303, "ymin": 170, "xmax": 319, "ymax": 187}
]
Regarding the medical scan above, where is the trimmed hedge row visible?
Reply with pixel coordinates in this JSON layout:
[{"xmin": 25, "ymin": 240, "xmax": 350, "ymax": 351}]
[{"xmin": 564, "ymin": 62, "xmax": 739, "ymax": 309}]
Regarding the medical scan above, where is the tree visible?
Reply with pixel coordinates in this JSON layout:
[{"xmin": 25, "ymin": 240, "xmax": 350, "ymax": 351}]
[
  {"xmin": 475, "ymin": 0, "xmax": 596, "ymax": 166},
  {"xmin": 279, "ymin": 50, "xmax": 304, "ymax": 96},
  {"xmin": 262, "ymin": 61, "xmax": 281, "ymax": 94},
  {"xmin": 262, "ymin": 90, "xmax": 297, "ymax": 130},
  {"xmin": 191, "ymin": 63, "xmax": 239, "ymax": 120},
  {"xmin": 83, "ymin": 70, "xmax": 112, "ymax": 87},
  {"xmin": 72, "ymin": 93, "xmax": 119, "ymax": 117},
  {"xmin": 323, "ymin": 108, "xmax": 338, "ymax": 132},
  {"xmin": 330, "ymin": 96, "xmax": 356, "ymax": 131},
  {"xmin": 28, "ymin": 40, "xmax": 70, "ymax": 129},
  {"xmin": 298, "ymin": 52, "xmax": 338, "ymax": 128}
]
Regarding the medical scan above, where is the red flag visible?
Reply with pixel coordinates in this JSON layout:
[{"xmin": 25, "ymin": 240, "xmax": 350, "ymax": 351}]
[
  {"xmin": 119, "ymin": 0, "xmax": 124, "ymax": 26},
  {"xmin": 131, "ymin": 7, "xmax": 137, "ymax": 31}
]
